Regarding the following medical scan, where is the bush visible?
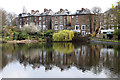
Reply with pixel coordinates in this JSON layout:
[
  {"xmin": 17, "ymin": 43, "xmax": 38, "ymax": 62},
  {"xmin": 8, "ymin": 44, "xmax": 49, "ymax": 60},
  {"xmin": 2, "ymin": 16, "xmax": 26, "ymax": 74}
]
[
  {"xmin": 53, "ymin": 30, "xmax": 74, "ymax": 41},
  {"xmin": 44, "ymin": 30, "xmax": 53, "ymax": 37},
  {"xmin": 113, "ymin": 29, "xmax": 120, "ymax": 40}
]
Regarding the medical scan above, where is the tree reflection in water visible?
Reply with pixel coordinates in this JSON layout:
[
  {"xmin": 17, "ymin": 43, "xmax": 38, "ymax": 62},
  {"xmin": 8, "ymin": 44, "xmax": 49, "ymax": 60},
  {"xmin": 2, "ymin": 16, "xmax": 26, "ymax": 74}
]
[{"xmin": 2, "ymin": 43, "xmax": 120, "ymax": 77}]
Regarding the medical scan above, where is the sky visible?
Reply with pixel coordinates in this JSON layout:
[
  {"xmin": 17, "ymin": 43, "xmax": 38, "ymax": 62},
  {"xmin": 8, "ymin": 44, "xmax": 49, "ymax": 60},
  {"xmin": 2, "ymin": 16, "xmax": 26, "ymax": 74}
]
[{"xmin": 0, "ymin": 0, "xmax": 119, "ymax": 15}]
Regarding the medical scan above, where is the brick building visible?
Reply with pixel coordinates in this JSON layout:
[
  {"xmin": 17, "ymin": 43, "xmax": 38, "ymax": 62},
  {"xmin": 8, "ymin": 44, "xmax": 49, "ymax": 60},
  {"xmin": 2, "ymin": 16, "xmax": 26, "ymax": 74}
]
[
  {"xmin": 16, "ymin": 8, "xmax": 97, "ymax": 36},
  {"xmin": 71, "ymin": 8, "xmax": 95, "ymax": 36}
]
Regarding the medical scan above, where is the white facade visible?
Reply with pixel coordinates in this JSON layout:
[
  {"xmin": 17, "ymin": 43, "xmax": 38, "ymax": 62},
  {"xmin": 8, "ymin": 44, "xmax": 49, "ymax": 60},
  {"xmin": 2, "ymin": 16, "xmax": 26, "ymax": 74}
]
[{"xmin": 101, "ymin": 28, "xmax": 114, "ymax": 34}]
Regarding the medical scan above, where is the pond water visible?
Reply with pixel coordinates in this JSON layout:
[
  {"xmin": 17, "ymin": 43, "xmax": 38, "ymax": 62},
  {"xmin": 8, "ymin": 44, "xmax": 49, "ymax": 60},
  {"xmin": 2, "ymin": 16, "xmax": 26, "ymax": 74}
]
[{"xmin": 0, "ymin": 42, "xmax": 120, "ymax": 78}]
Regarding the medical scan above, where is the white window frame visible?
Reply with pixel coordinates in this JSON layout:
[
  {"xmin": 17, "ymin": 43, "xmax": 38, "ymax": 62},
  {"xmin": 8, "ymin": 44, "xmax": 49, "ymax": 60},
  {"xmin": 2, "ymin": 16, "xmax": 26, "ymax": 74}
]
[
  {"xmin": 81, "ymin": 25, "xmax": 86, "ymax": 30},
  {"xmin": 55, "ymin": 26, "xmax": 58, "ymax": 30},
  {"xmin": 60, "ymin": 25, "xmax": 63, "ymax": 30},
  {"xmin": 75, "ymin": 25, "xmax": 80, "ymax": 30}
]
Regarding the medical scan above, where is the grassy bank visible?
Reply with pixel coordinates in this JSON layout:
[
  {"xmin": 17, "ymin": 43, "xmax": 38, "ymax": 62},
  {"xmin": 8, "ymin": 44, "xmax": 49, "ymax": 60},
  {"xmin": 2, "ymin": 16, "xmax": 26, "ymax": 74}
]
[{"xmin": 91, "ymin": 38, "xmax": 120, "ymax": 43}]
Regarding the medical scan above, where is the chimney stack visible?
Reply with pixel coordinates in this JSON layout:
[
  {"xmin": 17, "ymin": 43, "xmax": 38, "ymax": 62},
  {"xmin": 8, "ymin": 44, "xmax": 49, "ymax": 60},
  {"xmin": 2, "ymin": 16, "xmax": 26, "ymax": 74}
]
[
  {"xmin": 36, "ymin": 10, "xmax": 39, "ymax": 12},
  {"xmin": 44, "ymin": 8, "xmax": 48, "ymax": 12},
  {"xmin": 60, "ymin": 8, "xmax": 63, "ymax": 13},
  {"xmin": 82, "ymin": 8, "xmax": 84, "ymax": 11},
  {"xmin": 31, "ymin": 10, "xmax": 35, "ymax": 14},
  {"xmin": 49, "ymin": 9, "xmax": 52, "ymax": 11},
  {"xmin": 65, "ymin": 9, "xmax": 68, "ymax": 11}
]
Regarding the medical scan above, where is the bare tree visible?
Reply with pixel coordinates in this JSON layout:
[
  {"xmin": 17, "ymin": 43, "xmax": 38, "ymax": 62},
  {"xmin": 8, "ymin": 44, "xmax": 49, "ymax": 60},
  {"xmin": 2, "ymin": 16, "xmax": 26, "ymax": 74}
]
[
  {"xmin": 0, "ymin": 8, "xmax": 7, "ymax": 26},
  {"xmin": 91, "ymin": 7, "xmax": 102, "ymax": 34},
  {"xmin": 23, "ymin": 6, "xmax": 27, "ymax": 13},
  {"xmin": 7, "ymin": 12, "xmax": 17, "ymax": 26},
  {"xmin": 92, "ymin": 7, "xmax": 102, "ymax": 15}
]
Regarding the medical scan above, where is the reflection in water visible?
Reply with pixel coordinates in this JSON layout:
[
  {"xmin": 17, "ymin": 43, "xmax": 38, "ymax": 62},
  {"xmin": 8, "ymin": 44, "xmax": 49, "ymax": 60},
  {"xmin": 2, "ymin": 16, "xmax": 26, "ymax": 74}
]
[{"xmin": 1, "ymin": 43, "xmax": 120, "ymax": 78}]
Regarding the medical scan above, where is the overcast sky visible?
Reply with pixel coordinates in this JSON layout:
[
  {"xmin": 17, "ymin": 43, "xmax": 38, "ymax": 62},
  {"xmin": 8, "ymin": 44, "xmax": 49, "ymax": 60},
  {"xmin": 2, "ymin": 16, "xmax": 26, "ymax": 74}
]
[{"xmin": 0, "ymin": 0, "xmax": 119, "ymax": 14}]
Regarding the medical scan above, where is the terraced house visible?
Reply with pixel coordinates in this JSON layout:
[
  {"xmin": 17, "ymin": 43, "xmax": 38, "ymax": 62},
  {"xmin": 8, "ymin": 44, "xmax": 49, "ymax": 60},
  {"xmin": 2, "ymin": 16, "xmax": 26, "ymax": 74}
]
[
  {"xmin": 99, "ymin": 5, "xmax": 119, "ymax": 39},
  {"xmin": 16, "ymin": 8, "xmax": 98, "ymax": 36},
  {"xmin": 51, "ymin": 9, "xmax": 71, "ymax": 31},
  {"xmin": 71, "ymin": 8, "xmax": 95, "ymax": 36}
]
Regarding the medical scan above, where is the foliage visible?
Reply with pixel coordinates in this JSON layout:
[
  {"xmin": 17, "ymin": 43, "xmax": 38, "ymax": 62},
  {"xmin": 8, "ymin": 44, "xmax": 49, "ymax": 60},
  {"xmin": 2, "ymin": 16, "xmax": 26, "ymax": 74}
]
[
  {"xmin": 44, "ymin": 30, "xmax": 53, "ymax": 37},
  {"xmin": 74, "ymin": 32, "xmax": 80, "ymax": 37},
  {"xmin": 113, "ymin": 29, "xmax": 120, "ymax": 36},
  {"xmin": 113, "ymin": 29, "xmax": 120, "ymax": 39},
  {"xmin": 53, "ymin": 43, "xmax": 74, "ymax": 54},
  {"xmin": 53, "ymin": 30, "xmax": 74, "ymax": 41},
  {"xmin": 91, "ymin": 32, "xmax": 95, "ymax": 37}
]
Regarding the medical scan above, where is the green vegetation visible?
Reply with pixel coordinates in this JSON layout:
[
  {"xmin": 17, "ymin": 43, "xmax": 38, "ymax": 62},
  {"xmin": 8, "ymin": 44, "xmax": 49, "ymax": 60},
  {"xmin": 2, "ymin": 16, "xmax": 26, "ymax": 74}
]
[
  {"xmin": 91, "ymin": 38, "xmax": 120, "ymax": 43},
  {"xmin": 2, "ymin": 26, "xmax": 90, "ymax": 43},
  {"xmin": 2, "ymin": 26, "xmax": 54, "ymax": 42},
  {"xmin": 113, "ymin": 29, "xmax": 120, "ymax": 40},
  {"xmin": 53, "ymin": 30, "xmax": 74, "ymax": 41}
]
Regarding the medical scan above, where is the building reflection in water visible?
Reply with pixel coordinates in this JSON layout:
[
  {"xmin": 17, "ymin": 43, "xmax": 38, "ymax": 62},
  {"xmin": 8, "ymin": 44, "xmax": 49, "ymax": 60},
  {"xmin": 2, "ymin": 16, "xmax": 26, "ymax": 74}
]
[{"xmin": 2, "ymin": 43, "xmax": 120, "ymax": 77}]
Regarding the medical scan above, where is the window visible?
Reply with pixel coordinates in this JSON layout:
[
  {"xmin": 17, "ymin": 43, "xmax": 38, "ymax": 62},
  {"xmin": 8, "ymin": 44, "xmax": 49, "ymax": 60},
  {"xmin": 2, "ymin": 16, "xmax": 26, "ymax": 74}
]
[
  {"xmin": 39, "ymin": 25, "xmax": 42, "ymax": 30},
  {"xmin": 110, "ymin": 14, "xmax": 114, "ymax": 17},
  {"xmin": 82, "ymin": 25, "xmax": 86, "ymax": 30},
  {"xmin": 82, "ymin": 31, "xmax": 86, "ymax": 36},
  {"xmin": 39, "ymin": 22, "xmax": 41, "ymax": 25},
  {"xmin": 76, "ymin": 20, "xmax": 79, "ymax": 24},
  {"xmin": 60, "ymin": 16, "xmax": 63, "ymax": 19},
  {"xmin": 87, "ymin": 19, "xmax": 89, "ymax": 21},
  {"xmin": 83, "ymin": 15, "xmax": 85, "ymax": 18},
  {"xmin": 60, "ymin": 21, "xmax": 63, "ymax": 24},
  {"xmin": 104, "ymin": 19, "xmax": 106, "ymax": 23},
  {"xmin": 82, "ymin": 26, "xmax": 85, "ymax": 29},
  {"xmin": 104, "ymin": 25, "xmax": 106, "ymax": 29},
  {"xmin": 43, "ymin": 17, "xmax": 45, "ymax": 20},
  {"xmin": 43, "ymin": 21, "xmax": 45, "ymax": 25},
  {"xmin": 83, "ymin": 20, "xmax": 85, "ymax": 23},
  {"xmin": 76, "ymin": 15, "xmax": 78, "ymax": 18},
  {"xmin": 64, "ymin": 19, "xmax": 66, "ymax": 25},
  {"xmin": 76, "ymin": 16, "xmax": 78, "ymax": 20},
  {"xmin": 72, "ymin": 16, "xmax": 74, "ymax": 18},
  {"xmin": 55, "ymin": 26, "xmax": 58, "ymax": 30},
  {"xmin": 75, "ymin": 25, "xmax": 79, "ymax": 30},
  {"xmin": 104, "ymin": 14, "xmax": 106, "ymax": 17},
  {"xmin": 39, "ymin": 17, "xmax": 41, "ymax": 20},
  {"xmin": 60, "ymin": 25, "xmax": 63, "ymax": 30},
  {"xmin": 43, "ymin": 25, "xmax": 46, "ymax": 30},
  {"xmin": 55, "ymin": 21, "xmax": 58, "ymax": 25},
  {"xmin": 55, "ymin": 16, "xmax": 58, "ymax": 19},
  {"xmin": 110, "ymin": 19, "xmax": 113, "ymax": 23}
]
